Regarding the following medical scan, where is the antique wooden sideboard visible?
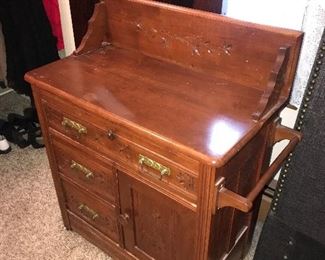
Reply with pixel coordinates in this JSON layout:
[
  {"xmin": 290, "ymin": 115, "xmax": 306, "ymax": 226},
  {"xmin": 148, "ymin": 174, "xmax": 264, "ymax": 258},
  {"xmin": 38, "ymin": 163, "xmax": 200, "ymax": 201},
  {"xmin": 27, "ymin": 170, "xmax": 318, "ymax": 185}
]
[{"xmin": 25, "ymin": 0, "xmax": 303, "ymax": 259}]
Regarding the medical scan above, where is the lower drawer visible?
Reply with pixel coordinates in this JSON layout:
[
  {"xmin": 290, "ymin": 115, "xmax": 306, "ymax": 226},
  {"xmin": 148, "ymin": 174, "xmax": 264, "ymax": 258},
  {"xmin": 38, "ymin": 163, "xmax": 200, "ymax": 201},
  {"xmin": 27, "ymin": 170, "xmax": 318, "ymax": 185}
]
[
  {"xmin": 62, "ymin": 179, "xmax": 120, "ymax": 243},
  {"xmin": 68, "ymin": 211, "xmax": 135, "ymax": 260}
]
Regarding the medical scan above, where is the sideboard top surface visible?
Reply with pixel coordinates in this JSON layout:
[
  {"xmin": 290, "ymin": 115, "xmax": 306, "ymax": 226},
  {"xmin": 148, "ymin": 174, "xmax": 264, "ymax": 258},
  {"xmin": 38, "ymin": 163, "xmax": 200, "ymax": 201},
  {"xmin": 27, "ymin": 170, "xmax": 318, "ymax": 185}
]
[
  {"xmin": 27, "ymin": 45, "xmax": 263, "ymax": 163},
  {"xmin": 25, "ymin": 0, "xmax": 303, "ymax": 166}
]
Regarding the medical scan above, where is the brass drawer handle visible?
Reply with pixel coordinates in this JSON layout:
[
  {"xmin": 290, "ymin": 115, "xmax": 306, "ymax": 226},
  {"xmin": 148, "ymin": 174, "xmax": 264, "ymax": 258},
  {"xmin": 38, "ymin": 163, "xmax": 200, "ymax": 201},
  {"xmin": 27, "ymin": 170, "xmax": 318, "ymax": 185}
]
[
  {"xmin": 70, "ymin": 160, "xmax": 94, "ymax": 179},
  {"xmin": 62, "ymin": 117, "xmax": 87, "ymax": 135},
  {"xmin": 138, "ymin": 154, "xmax": 171, "ymax": 180},
  {"xmin": 78, "ymin": 203, "xmax": 99, "ymax": 220}
]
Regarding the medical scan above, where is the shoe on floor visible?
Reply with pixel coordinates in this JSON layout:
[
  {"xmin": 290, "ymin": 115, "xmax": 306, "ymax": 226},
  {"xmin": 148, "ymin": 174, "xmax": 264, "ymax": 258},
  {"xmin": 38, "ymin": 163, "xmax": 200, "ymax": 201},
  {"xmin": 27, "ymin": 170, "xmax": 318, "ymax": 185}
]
[{"xmin": 0, "ymin": 135, "xmax": 11, "ymax": 154}]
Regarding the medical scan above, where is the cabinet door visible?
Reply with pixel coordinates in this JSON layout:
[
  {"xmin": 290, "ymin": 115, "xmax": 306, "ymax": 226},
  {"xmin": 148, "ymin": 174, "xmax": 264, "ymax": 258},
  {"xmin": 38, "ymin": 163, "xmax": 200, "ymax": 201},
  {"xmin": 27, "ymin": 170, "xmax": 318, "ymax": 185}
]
[{"xmin": 118, "ymin": 171, "xmax": 196, "ymax": 260}]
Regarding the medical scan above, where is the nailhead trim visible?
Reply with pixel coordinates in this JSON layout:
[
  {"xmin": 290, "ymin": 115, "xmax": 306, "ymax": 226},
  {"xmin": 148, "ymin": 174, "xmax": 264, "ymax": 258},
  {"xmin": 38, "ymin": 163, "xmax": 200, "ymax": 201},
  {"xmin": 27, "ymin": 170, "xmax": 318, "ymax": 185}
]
[{"xmin": 271, "ymin": 32, "xmax": 325, "ymax": 212}]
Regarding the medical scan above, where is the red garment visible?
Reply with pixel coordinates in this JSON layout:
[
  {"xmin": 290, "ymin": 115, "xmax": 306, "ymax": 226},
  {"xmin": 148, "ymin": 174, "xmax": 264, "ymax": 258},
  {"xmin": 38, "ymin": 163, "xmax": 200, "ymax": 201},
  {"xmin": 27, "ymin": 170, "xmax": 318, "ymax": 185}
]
[{"xmin": 42, "ymin": 0, "xmax": 64, "ymax": 50}]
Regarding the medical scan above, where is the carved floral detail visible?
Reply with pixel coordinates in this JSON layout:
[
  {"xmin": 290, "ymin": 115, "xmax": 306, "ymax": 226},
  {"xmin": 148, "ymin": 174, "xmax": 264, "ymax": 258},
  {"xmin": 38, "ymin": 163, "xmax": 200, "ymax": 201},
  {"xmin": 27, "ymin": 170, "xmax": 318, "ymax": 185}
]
[
  {"xmin": 176, "ymin": 172, "xmax": 195, "ymax": 192},
  {"xmin": 118, "ymin": 144, "xmax": 131, "ymax": 159}
]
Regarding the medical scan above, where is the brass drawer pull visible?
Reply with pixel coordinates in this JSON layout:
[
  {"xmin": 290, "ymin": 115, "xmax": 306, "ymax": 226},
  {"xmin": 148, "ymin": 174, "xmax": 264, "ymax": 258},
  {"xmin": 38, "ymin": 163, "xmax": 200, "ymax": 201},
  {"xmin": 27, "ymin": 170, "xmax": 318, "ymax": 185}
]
[
  {"xmin": 138, "ymin": 154, "xmax": 171, "ymax": 179},
  {"xmin": 78, "ymin": 203, "xmax": 99, "ymax": 220},
  {"xmin": 70, "ymin": 160, "xmax": 94, "ymax": 179},
  {"xmin": 62, "ymin": 117, "xmax": 87, "ymax": 135}
]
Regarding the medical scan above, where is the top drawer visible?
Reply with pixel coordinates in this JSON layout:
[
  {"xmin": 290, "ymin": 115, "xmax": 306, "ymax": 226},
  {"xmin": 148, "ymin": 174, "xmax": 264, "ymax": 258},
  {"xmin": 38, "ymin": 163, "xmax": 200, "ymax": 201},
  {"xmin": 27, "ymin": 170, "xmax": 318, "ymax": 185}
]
[{"xmin": 40, "ymin": 92, "xmax": 199, "ymax": 174}]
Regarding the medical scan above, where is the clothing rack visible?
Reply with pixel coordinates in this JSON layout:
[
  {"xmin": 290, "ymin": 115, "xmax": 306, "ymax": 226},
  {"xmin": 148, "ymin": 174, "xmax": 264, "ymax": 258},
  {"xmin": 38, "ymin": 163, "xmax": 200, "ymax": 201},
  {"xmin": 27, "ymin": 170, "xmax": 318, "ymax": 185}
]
[{"xmin": 0, "ymin": 0, "xmax": 62, "ymax": 152}]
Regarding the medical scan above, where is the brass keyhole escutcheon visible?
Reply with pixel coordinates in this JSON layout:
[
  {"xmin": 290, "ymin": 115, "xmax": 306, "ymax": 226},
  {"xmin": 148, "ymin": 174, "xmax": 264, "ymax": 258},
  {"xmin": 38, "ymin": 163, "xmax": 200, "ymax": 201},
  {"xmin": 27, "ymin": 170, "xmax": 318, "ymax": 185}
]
[
  {"xmin": 107, "ymin": 129, "xmax": 116, "ymax": 140},
  {"xmin": 118, "ymin": 213, "xmax": 130, "ymax": 225}
]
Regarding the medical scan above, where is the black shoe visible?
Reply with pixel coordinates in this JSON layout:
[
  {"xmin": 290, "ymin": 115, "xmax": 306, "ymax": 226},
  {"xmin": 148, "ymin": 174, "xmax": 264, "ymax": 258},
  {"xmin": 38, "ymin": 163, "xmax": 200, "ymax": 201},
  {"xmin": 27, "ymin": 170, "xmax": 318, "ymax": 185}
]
[
  {"xmin": 27, "ymin": 121, "xmax": 44, "ymax": 149},
  {"xmin": 5, "ymin": 112, "xmax": 44, "ymax": 149},
  {"xmin": 6, "ymin": 114, "xmax": 30, "ymax": 148}
]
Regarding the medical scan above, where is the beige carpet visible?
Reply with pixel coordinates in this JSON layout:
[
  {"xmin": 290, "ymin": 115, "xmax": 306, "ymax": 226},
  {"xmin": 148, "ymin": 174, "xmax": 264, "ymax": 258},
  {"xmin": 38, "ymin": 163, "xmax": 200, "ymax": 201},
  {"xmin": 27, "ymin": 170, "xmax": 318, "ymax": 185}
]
[
  {"xmin": 0, "ymin": 145, "xmax": 112, "ymax": 260},
  {"xmin": 0, "ymin": 91, "xmax": 261, "ymax": 260}
]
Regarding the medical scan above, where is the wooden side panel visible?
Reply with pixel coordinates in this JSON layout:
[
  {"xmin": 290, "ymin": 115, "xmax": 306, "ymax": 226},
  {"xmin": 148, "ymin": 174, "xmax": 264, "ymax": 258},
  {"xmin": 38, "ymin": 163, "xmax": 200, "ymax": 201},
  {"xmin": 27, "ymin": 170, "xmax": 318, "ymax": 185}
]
[
  {"xmin": 244, "ymin": 117, "xmax": 278, "ymax": 251},
  {"xmin": 118, "ymin": 171, "xmax": 196, "ymax": 260},
  {"xmin": 105, "ymin": 0, "xmax": 302, "ymax": 91},
  {"xmin": 209, "ymin": 120, "xmax": 276, "ymax": 259},
  {"xmin": 194, "ymin": 164, "xmax": 217, "ymax": 259},
  {"xmin": 208, "ymin": 185, "xmax": 237, "ymax": 258}
]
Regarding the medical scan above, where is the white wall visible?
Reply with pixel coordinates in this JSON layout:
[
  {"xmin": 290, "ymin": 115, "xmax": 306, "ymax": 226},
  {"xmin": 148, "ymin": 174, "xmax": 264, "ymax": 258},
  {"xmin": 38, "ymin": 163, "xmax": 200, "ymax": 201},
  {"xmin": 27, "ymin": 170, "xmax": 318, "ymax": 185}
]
[
  {"xmin": 291, "ymin": 0, "xmax": 325, "ymax": 106},
  {"xmin": 224, "ymin": 0, "xmax": 308, "ymax": 30},
  {"xmin": 224, "ymin": 0, "xmax": 325, "ymax": 107},
  {"xmin": 224, "ymin": 0, "xmax": 325, "ymax": 179}
]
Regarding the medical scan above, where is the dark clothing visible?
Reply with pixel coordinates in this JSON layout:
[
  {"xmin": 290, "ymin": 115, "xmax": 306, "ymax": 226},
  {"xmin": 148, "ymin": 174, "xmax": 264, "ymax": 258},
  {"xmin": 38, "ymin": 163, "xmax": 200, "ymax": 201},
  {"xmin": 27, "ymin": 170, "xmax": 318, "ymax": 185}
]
[{"xmin": 0, "ymin": 0, "xmax": 59, "ymax": 97}]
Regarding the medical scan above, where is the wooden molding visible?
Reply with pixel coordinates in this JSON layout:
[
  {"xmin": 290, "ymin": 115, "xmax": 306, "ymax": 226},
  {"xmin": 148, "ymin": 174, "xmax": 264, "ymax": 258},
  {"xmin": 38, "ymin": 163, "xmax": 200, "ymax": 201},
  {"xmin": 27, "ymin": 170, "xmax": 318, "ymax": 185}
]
[
  {"xmin": 253, "ymin": 47, "xmax": 291, "ymax": 121},
  {"xmin": 74, "ymin": 2, "xmax": 108, "ymax": 56}
]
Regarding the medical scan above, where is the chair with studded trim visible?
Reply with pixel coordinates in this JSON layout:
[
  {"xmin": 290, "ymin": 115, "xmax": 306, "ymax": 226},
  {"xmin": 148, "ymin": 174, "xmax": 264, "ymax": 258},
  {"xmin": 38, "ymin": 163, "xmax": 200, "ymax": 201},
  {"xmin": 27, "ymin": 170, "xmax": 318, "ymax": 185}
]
[{"xmin": 254, "ymin": 29, "xmax": 325, "ymax": 260}]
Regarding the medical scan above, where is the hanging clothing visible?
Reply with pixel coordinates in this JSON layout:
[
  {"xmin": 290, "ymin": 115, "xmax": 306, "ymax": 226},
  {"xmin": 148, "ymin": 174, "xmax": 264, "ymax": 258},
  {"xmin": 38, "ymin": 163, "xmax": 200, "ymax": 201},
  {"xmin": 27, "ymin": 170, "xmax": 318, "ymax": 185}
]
[
  {"xmin": 42, "ymin": 0, "xmax": 64, "ymax": 50},
  {"xmin": 0, "ymin": 0, "xmax": 59, "ymax": 97},
  {"xmin": 0, "ymin": 22, "xmax": 6, "ymax": 87}
]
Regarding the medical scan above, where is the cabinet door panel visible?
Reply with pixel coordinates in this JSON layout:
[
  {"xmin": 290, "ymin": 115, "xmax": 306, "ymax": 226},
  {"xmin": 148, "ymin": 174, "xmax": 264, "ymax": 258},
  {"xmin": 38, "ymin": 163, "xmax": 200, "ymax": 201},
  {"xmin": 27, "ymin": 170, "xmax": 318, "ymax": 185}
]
[{"xmin": 118, "ymin": 171, "xmax": 196, "ymax": 260}]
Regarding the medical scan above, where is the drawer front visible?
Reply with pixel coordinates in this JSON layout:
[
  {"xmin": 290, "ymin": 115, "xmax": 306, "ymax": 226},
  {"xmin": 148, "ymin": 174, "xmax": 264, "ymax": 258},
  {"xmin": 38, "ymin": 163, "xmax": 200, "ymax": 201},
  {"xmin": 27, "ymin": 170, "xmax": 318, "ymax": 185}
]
[
  {"xmin": 133, "ymin": 152, "xmax": 198, "ymax": 203},
  {"xmin": 62, "ymin": 179, "xmax": 120, "ymax": 242},
  {"xmin": 41, "ymin": 96, "xmax": 198, "ymax": 203},
  {"xmin": 67, "ymin": 212, "xmax": 135, "ymax": 260},
  {"xmin": 51, "ymin": 131, "xmax": 117, "ymax": 204},
  {"xmin": 40, "ymin": 92, "xmax": 200, "ymax": 174}
]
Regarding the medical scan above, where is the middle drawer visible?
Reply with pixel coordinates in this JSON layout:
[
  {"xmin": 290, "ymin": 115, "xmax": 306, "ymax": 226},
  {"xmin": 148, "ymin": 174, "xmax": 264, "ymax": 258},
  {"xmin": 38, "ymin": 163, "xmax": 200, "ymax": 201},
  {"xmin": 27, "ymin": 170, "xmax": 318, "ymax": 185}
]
[
  {"xmin": 61, "ymin": 178, "xmax": 120, "ymax": 244},
  {"xmin": 50, "ymin": 131, "xmax": 117, "ymax": 205}
]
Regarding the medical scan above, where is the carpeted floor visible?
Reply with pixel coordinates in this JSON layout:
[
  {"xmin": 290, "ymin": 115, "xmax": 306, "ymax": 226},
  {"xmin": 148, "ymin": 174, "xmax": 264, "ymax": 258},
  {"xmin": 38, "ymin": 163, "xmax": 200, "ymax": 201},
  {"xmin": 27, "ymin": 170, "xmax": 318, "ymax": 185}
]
[{"xmin": 0, "ymin": 91, "xmax": 262, "ymax": 260}]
